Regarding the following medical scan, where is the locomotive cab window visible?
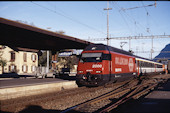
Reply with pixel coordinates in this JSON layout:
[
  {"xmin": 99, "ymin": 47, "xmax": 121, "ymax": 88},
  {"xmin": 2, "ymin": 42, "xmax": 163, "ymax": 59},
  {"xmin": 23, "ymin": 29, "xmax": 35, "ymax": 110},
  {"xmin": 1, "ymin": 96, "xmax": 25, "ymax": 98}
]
[
  {"xmin": 102, "ymin": 53, "xmax": 111, "ymax": 60},
  {"xmin": 80, "ymin": 53, "xmax": 102, "ymax": 62}
]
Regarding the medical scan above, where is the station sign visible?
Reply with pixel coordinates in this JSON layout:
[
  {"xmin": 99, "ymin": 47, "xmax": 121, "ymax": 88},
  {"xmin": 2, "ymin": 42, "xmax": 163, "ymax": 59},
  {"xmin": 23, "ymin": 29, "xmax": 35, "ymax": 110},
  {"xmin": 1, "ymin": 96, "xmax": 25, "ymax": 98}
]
[
  {"xmin": 58, "ymin": 51, "xmax": 73, "ymax": 57},
  {"xmin": 58, "ymin": 50, "xmax": 82, "ymax": 57}
]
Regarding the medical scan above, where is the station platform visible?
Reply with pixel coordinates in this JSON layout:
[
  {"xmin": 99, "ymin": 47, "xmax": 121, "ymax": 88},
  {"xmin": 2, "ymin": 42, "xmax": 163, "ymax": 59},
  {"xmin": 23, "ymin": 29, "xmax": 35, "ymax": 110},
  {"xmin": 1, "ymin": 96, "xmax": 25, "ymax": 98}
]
[
  {"xmin": 115, "ymin": 78, "xmax": 170, "ymax": 113},
  {"xmin": 0, "ymin": 76, "xmax": 78, "ymax": 100}
]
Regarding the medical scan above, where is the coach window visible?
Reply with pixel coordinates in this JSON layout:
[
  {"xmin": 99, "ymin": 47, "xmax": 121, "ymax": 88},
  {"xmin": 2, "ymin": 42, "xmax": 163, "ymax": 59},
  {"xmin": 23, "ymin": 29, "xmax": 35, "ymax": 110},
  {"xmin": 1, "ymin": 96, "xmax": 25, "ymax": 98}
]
[
  {"xmin": 141, "ymin": 61, "xmax": 144, "ymax": 67},
  {"xmin": 147, "ymin": 62, "xmax": 150, "ymax": 67},
  {"xmin": 140, "ymin": 61, "xmax": 143, "ymax": 67},
  {"xmin": 146, "ymin": 62, "xmax": 148, "ymax": 67},
  {"xmin": 145, "ymin": 62, "xmax": 147, "ymax": 67},
  {"xmin": 143, "ymin": 62, "xmax": 146, "ymax": 67},
  {"xmin": 139, "ymin": 61, "xmax": 141, "ymax": 67},
  {"xmin": 157, "ymin": 65, "xmax": 162, "ymax": 68},
  {"xmin": 152, "ymin": 64, "xmax": 155, "ymax": 67},
  {"xmin": 149, "ymin": 63, "xmax": 152, "ymax": 67},
  {"xmin": 149, "ymin": 63, "xmax": 151, "ymax": 67}
]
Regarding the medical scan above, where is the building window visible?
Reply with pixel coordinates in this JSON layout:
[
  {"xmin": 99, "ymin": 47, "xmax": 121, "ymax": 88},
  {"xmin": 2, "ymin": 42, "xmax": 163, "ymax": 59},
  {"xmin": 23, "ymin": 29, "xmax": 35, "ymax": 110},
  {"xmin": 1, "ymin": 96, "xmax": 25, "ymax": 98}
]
[
  {"xmin": 31, "ymin": 54, "xmax": 36, "ymax": 62},
  {"xmin": 9, "ymin": 64, "xmax": 16, "ymax": 72},
  {"xmin": 23, "ymin": 53, "xmax": 27, "ymax": 62},
  {"xmin": 22, "ymin": 65, "xmax": 28, "ymax": 73},
  {"xmin": 31, "ymin": 65, "xmax": 36, "ymax": 72},
  {"xmin": 10, "ymin": 52, "xmax": 15, "ymax": 62}
]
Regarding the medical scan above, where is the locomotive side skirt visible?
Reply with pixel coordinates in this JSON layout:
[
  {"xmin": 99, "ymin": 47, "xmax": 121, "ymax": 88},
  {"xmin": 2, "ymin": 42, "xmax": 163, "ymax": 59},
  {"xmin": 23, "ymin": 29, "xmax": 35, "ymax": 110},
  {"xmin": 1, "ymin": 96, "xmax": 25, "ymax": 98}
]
[{"xmin": 76, "ymin": 73, "xmax": 135, "ymax": 86}]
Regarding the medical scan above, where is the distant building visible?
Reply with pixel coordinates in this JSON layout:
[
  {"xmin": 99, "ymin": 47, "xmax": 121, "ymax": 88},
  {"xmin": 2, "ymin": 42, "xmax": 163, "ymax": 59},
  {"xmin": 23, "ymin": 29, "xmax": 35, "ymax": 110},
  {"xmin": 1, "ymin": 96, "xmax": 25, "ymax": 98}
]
[{"xmin": 0, "ymin": 45, "xmax": 38, "ymax": 75}]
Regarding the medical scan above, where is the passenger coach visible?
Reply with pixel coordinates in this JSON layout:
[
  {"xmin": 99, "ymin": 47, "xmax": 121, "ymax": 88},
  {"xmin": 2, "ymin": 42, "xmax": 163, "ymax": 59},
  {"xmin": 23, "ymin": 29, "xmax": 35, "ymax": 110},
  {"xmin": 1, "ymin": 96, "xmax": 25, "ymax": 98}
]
[{"xmin": 76, "ymin": 44, "xmax": 165, "ymax": 86}]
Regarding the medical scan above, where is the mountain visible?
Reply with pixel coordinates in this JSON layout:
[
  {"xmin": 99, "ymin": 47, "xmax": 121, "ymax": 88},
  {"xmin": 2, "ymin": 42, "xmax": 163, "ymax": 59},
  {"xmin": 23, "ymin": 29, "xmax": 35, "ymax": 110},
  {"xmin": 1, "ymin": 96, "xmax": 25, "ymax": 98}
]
[{"xmin": 154, "ymin": 43, "xmax": 170, "ymax": 62}]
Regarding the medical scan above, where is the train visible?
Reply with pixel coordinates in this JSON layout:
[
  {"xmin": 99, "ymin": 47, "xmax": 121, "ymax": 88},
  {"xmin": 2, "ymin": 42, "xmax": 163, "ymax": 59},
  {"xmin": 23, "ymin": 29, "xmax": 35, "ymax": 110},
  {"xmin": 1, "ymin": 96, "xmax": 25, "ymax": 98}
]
[
  {"xmin": 76, "ymin": 43, "xmax": 166, "ymax": 87},
  {"xmin": 168, "ymin": 60, "xmax": 170, "ymax": 73}
]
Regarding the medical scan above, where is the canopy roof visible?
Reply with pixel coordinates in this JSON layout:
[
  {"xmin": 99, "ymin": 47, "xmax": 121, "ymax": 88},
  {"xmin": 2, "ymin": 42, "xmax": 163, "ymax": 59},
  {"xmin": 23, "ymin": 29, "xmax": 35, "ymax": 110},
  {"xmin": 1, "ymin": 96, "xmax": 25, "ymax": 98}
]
[{"xmin": 0, "ymin": 17, "xmax": 92, "ymax": 51}]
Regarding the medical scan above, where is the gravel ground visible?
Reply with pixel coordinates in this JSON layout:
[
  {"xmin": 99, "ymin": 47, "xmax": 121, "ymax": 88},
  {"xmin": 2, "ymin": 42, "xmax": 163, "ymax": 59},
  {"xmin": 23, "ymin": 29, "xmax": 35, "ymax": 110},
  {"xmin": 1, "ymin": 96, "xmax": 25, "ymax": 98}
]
[
  {"xmin": 0, "ymin": 82, "xmax": 123, "ymax": 113},
  {"xmin": 1, "ymin": 74, "xmax": 169, "ymax": 113}
]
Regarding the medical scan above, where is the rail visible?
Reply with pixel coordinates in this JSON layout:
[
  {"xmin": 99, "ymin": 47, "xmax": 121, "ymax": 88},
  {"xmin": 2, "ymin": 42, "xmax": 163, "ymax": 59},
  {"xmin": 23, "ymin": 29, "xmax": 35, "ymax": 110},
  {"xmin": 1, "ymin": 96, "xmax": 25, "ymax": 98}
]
[
  {"xmin": 62, "ymin": 75, "xmax": 170, "ymax": 113},
  {"xmin": 100, "ymin": 78, "xmax": 168, "ymax": 113}
]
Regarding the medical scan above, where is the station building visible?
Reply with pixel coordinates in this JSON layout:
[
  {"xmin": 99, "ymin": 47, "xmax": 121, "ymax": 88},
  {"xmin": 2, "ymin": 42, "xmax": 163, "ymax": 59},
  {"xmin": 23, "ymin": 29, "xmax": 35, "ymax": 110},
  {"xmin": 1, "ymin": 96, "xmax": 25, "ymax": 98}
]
[{"xmin": 0, "ymin": 45, "xmax": 38, "ymax": 75}]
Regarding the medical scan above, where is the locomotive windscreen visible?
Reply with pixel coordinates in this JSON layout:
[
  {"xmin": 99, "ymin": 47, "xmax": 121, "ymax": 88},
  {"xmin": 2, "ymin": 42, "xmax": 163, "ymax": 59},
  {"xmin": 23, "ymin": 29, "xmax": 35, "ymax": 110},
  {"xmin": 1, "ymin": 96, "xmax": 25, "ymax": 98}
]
[
  {"xmin": 80, "ymin": 53, "xmax": 102, "ymax": 62},
  {"xmin": 82, "ymin": 53, "xmax": 102, "ymax": 57}
]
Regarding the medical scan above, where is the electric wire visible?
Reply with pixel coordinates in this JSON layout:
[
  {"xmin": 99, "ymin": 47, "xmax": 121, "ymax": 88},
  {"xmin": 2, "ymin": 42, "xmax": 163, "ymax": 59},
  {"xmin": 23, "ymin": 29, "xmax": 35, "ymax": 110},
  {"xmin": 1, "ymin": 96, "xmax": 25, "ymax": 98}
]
[
  {"xmin": 111, "ymin": 2, "xmax": 144, "ymax": 35},
  {"xmin": 30, "ymin": 1, "xmax": 106, "ymax": 35},
  {"xmin": 87, "ymin": 1, "xmax": 105, "ymax": 15},
  {"xmin": 141, "ymin": 1, "xmax": 151, "ymax": 34},
  {"xmin": 111, "ymin": 2, "xmax": 152, "ymax": 36},
  {"xmin": 141, "ymin": 1, "xmax": 159, "ymax": 27},
  {"xmin": 111, "ymin": 2, "xmax": 134, "ymax": 36}
]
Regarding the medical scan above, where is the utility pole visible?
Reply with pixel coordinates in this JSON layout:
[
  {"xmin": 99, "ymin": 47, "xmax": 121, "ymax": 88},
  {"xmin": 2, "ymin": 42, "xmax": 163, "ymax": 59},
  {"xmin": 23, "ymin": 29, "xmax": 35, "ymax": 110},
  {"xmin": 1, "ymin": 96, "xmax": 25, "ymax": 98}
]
[
  {"xmin": 46, "ymin": 27, "xmax": 51, "ymax": 73},
  {"xmin": 151, "ymin": 36, "xmax": 154, "ymax": 59},
  {"xmin": 129, "ymin": 37, "xmax": 132, "ymax": 51},
  {"xmin": 104, "ymin": 1, "xmax": 112, "ymax": 46},
  {"xmin": 47, "ymin": 50, "xmax": 49, "ymax": 73}
]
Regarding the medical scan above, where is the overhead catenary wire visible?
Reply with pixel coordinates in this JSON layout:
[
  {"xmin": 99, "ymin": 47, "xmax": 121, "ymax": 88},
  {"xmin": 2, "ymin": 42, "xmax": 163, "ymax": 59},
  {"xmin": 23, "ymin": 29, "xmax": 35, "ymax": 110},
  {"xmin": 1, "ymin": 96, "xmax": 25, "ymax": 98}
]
[
  {"xmin": 110, "ymin": 2, "xmax": 134, "ymax": 36},
  {"xmin": 141, "ymin": 1, "xmax": 159, "ymax": 35},
  {"xmin": 111, "ymin": 2, "xmax": 142, "ymax": 36},
  {"xmin": 110, "ymin": 1, "xmax": 150, "ymax": 53},
  {"xmin": 120, "ymin": 2, "xmax": 155, "ymax": 36},
  {"xmin": 120, "ymin": 2, "xmax": 156, "ymax": 11},
  {"xmin": 46, "ymin": 2, "xmax": 71, "ymax": 17},
  {"xmin": 30, "ymin": 1, "xmax": 106, "ymax": 35},
  {"xmin": 111, "ymin": 2, "xmax": 153, "ymax": 36},
  {"xmin": 87, "ymin": 1, "xmax": 106, "ymax": 15},
  {"xmin": 141, "ymin": 1, "xmax": 150, "ymax": 34}
]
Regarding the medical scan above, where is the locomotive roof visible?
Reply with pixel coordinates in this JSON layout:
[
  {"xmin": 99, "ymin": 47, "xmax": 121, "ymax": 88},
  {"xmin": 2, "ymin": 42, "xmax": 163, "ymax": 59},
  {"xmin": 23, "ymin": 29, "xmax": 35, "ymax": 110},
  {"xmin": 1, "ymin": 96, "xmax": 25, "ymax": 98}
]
[
  {"xmin": 84, "ymin": 43, "xmax": 157, "ymax": 63},
  {"xmin": 84, "ymin": 43, "xmax": 133, "ymax": 56}
]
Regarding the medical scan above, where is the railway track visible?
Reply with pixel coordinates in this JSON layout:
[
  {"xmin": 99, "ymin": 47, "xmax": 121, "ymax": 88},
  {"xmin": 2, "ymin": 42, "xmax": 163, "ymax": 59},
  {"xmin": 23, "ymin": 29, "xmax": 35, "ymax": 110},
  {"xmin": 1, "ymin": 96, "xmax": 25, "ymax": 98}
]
[
  {"xmin": 1, "ymin": 74, "xmax": 169, "ymax": 113},
  {"xmin": 0, "ymin": 80, "xmax": 130, "ymax": 112},
  {"xmin": 62, "ymin": 75, "xmax": 170, "ymax": 113},
  {"xmin": 61, "ymin": 79, "xmax": 138, "ymax": 113},
  {"xmin": 99, "ymin": 79, "xmax": 167, "ymax": 113}
]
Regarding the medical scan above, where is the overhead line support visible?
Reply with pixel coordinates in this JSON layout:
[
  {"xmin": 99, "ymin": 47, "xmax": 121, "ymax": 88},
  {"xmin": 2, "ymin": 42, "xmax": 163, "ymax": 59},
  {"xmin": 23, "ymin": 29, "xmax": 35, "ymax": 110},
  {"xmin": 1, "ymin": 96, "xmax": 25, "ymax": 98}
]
[{"xmin": 104, "ymin": 1, "xmax": 112, "ymax": 45}]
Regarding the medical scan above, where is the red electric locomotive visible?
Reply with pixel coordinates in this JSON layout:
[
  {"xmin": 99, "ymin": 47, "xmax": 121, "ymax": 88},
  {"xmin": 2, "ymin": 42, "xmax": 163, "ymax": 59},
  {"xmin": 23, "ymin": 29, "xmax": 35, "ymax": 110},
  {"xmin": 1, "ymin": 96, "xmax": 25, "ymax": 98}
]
[{"xmin": 76, "ymin": 43, "xmax": 165, "ymax": 87}]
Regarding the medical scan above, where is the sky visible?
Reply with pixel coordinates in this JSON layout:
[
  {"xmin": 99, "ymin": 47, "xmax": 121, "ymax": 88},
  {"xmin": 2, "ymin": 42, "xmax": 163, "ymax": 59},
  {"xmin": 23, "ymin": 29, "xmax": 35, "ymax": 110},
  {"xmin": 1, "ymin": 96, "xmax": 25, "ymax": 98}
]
[{"xmin": 0, "ymin": 1, "xmax": 170, "ymax": 59}]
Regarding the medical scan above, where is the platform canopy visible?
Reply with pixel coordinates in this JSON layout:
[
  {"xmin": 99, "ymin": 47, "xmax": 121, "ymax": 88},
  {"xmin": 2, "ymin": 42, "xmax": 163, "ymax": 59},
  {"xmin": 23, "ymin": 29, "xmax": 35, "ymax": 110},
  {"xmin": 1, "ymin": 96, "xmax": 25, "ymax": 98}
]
[{"xmin": 0, "ymin": 17, "xmax": 92, "ymax": 52}]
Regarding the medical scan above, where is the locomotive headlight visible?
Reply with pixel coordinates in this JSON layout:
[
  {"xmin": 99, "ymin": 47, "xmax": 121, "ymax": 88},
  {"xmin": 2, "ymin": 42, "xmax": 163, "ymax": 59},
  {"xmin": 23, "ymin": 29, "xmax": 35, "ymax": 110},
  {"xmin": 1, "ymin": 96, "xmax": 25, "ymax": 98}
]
[
  {"xmin": 96, "ymin": 71, "xmax": 102, "ymax": 73},
  {"xmin": 79, "ymin": 71, "xmax": 83, "ymax": 73},
  {"xmin": 83, "ymin": 75, "xmax": 87, "ymax": 79}
]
